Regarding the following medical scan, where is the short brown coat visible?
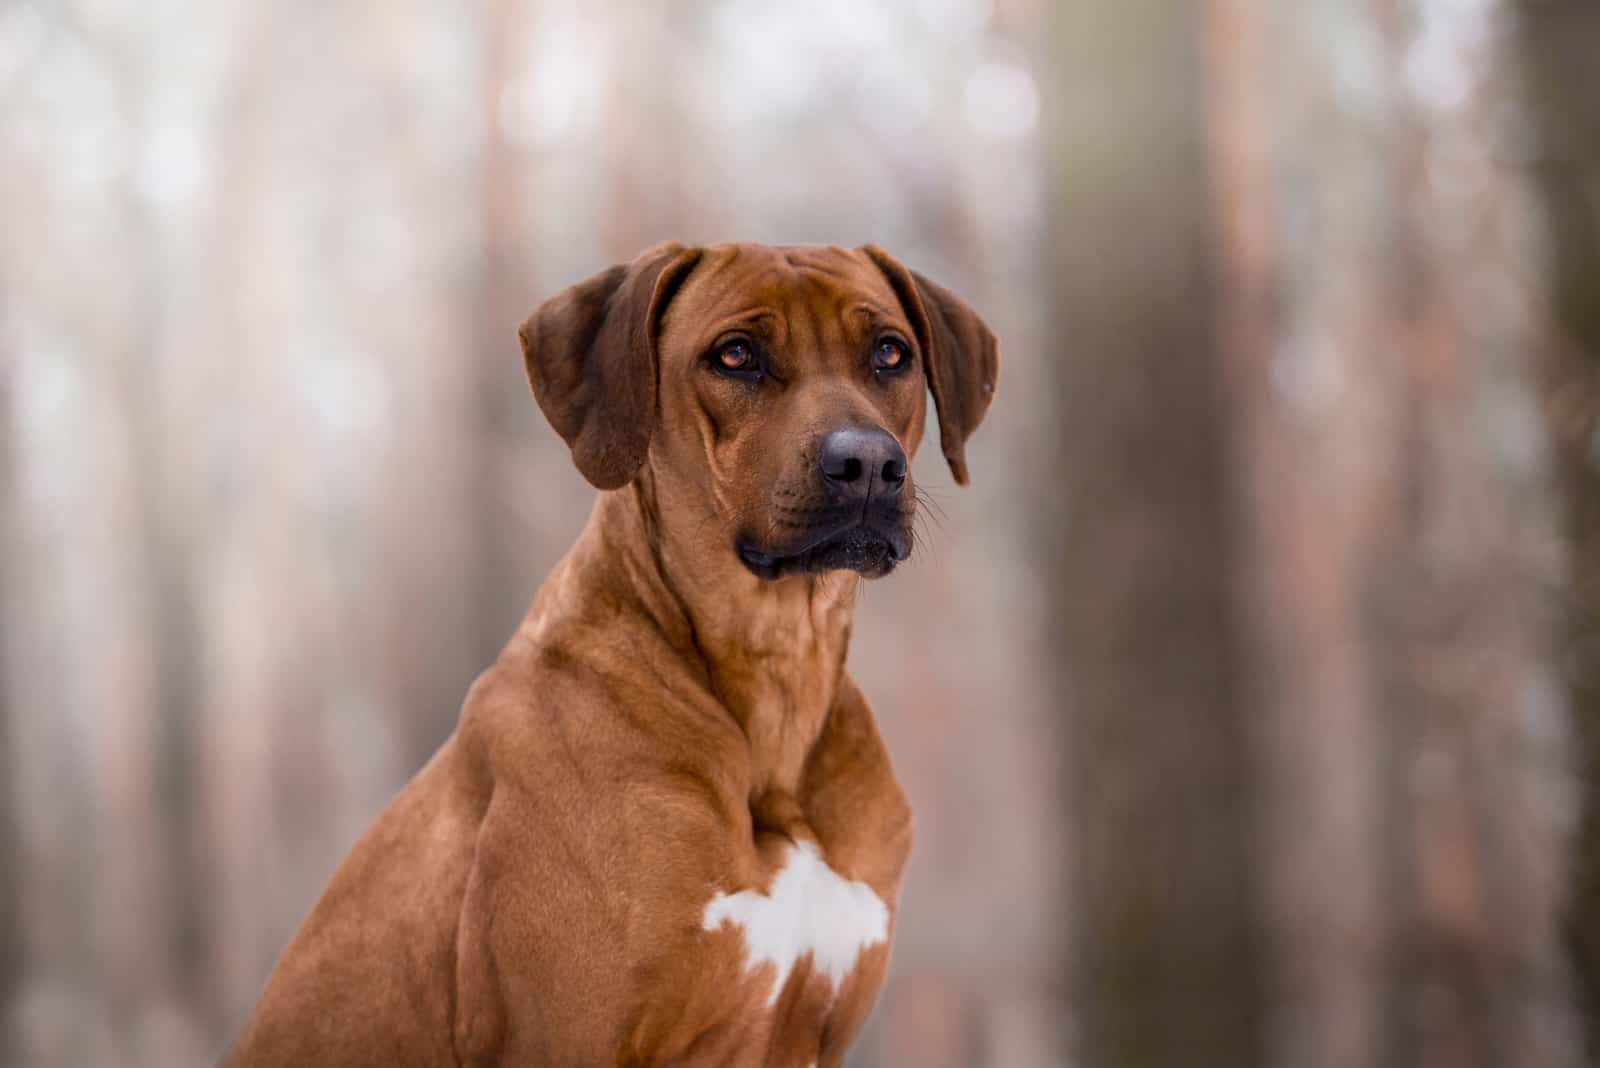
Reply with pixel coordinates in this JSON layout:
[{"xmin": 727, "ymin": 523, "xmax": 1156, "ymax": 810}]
[{"xmin": 226, "ymin": 243, "xmax": 997, "ymax": 1067}]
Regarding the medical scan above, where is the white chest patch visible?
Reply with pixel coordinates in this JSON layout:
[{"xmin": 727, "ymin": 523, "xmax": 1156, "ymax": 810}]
[{"xmin": 701, "ymin": 841, "xmax": 889, "ymax": 1007}]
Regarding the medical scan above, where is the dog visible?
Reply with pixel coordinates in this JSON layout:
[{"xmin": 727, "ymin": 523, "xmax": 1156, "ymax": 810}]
[{"xmin": 225, "ymin": 243, "xmax": 998, "ymax": 1067}]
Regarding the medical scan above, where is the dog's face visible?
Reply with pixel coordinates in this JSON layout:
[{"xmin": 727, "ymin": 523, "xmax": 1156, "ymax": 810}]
[
  {"xmin": 520, "ymin": 243, "xmax": 997, "ymax": 581},
  {"xmin": 652, "ymin": 246, "xmax": 929, "ymax": 579}
]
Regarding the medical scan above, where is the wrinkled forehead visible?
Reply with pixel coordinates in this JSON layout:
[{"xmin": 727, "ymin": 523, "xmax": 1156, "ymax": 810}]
[{"xmin": 661, "ymin": 245, "xmax": 909, "ymax": 350}]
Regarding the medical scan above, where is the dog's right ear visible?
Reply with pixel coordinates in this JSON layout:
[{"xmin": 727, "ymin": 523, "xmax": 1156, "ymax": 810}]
[{"xmin": 519, "ymin": 242, "xmax": 701, "ymax": 490}]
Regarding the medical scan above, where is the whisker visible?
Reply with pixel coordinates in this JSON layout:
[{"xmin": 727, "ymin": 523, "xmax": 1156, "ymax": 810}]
[
  {"xmin": 914, "ymin": 482, "xmax": 951, "ymax": 508},
  {"xmin": 913, "ymin": 488, "xmax": 950, "ymax": 530},
  {"xmin": 909, "ymin": 507, "xmax": 946, "ymax": 570}
]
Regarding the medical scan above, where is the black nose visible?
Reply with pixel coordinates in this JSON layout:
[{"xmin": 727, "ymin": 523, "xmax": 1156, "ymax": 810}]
[{"xmin": 818, "ymin": 427, "xmax": 907, "ymax": 497}]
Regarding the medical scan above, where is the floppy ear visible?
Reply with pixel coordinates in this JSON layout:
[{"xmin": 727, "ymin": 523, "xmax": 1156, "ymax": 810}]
[
  {"xmin": 519, "ymin": 242, "xmax": 702, "ymax": 489},
  {"xmin": 862, "ymin": 246, "xmax": 999, "ymax": 485}
]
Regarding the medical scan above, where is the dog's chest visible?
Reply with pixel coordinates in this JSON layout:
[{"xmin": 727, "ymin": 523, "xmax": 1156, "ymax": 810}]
[
  {"xmin": 683, "ymin": 838, "xmax": 893, "ymax": 1065},
  {"xmin": 702, "ymin": 839, "xmax": 889, "ymax": 1005}
]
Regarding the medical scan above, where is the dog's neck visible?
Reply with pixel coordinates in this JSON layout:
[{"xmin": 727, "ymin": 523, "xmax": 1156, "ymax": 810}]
[{"xmin": 549, "ymin": 477, "xmax": 858, "ymax": 806}]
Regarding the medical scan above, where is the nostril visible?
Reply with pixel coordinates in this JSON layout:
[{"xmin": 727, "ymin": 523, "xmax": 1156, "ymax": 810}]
[
  {"xmin": 881, "ymin": 457, "xmax": 906, "ymax": 483},
  {"xmin": 822, "ymin": 454, "xmax": 864, "ymax": 482}
]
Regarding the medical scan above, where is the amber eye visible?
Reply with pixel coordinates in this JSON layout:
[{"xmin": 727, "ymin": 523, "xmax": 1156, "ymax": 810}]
[
  {"xmin": 716, "ymin": 340, "xmax": 758, "ymax": 375},
  {"xmin": 872, "ymin": 338, "xmax": 909, "ymax": 373}
]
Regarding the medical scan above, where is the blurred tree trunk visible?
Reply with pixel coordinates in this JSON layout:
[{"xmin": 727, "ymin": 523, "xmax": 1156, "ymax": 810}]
[
  {"xmin": 120, "ymin": 198, "xmax": 213, "ymax": 1048},
  {"xmin": 93, "ymin": 32, "xmax": 215, "ymax": 1055},
  {"xmin": 468, "ymin": 0, "xmax": 538, "ymax": 706},
  {"xmin": 1041, "ymin": 4, "xmax": 1265, "ymax": 1066},
  {"xmin": 1515, "ymin": 0, "xmax": 1600, "ymax": 1059},
  {"xmin": 1045, "ymin": 1, "xmax": 1575, "ymax": 1066},
  {"xmin": 0, "ymin": 343, "xmax": 19, "ymax": 1068}
]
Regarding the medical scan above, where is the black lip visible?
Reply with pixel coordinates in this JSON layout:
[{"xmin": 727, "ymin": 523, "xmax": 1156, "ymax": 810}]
[
  {"xmin": 738, "ymin": 544, "xmax": 780, "ymax": 572},
  {"xmin": 736, "ymin": 521, "xmax": 910, "ymax": 581}
]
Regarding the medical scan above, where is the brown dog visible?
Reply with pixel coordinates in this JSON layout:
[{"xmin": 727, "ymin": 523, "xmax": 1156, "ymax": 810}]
[{"xmin": 225, "ymin": 243, "xmax": 997, "ymax": 1067}]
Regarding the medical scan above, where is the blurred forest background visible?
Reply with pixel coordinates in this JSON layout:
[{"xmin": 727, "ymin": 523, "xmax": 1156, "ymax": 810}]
[{"xmin": 1, "ymin": 0, "xmax": 1598, "ymax": 1066}]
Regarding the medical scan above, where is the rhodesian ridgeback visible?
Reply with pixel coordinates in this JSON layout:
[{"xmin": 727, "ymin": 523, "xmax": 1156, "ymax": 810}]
[{"xmin": 226, "ymin": 243, "xmax": 998, "ymax": 1066}]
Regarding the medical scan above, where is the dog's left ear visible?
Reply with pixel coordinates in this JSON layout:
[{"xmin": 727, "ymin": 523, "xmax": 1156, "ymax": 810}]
[
  {"xmin": 519, "ymin": 242, "xmax": 702, "ymax": 490},
  {"xmin": 862, "ymin": 246, "xmax": 999, "ymax": 486}
]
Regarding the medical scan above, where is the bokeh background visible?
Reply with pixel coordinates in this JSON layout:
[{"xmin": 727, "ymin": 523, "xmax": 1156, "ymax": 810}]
[{"xmin": 2, "ymin": 0, "xmax": 1599, "ymax": 1065}]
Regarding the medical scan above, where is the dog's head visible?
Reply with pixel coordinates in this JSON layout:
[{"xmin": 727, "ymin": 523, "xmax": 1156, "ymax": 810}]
[{"xmin": 520, "ymin": 243, "xmax": 997, "ymax": 580}]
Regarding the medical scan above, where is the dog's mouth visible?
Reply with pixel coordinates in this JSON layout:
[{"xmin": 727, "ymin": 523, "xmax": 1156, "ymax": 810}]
[{"xmin": 736, "ymin": 522, "xmax": 911, "ymax": 581}]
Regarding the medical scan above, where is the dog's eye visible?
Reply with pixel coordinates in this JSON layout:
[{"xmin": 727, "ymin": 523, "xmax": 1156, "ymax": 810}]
[
  {"xmin": 715, "ymin": 340, "xmax": 758, "ymax": 375},
  {"xmin": 872, "ymin": 338, "xmax": 909, "ymax": 373}
]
